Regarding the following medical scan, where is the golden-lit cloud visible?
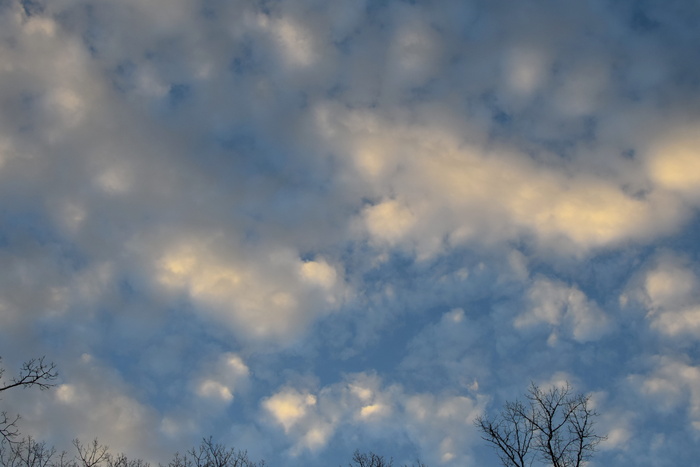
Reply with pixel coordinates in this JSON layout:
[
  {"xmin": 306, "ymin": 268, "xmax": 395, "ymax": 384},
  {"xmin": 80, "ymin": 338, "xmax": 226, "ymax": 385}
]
[
  {"xmin": 315, "ymin": 106, "xmax": 683, "ymax": 256},
  {"xmin": 647, "ymin": 125, "xmax": 700, "ymax": 201},
  {"xmin": 263, "ymin": 388, "xmax": 318, "ymax": 433},
  {"xmin": 152, "ymin": 235, "xmax": 347, "ymax": 342}
]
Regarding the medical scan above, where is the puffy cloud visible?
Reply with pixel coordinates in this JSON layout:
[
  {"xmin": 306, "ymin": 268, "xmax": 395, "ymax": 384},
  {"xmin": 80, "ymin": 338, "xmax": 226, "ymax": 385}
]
[
  {"xmin": 402, "ymin": 392, "xmax": 484, "ymax": 465},
  {"xmin": 263, "ymin": 388, "xmax": 318, "ymax": 434},
  {"xmin": 631, "ymin": 355, "xmax": 700, "ymax": 431},
  {"xmin": 651, "ymin": 306, "xmax": 700, "ymax": 338},
  {"xmin": 196, "ymin": 380, "xmax": 233, "ymax": 403},
  {"xmin": 268, "ymin": 16, "xmax": 318, "ymax": 68},
  {"xmin": 261, "ymin": 373, "xmax": 484, "ymax": 465},
  {"xmin": 3, "ymin": 353, "xmax": 164, "ymax": 462},
  {"xmin": 151, "ymin": 233, "xmax": 348, "ymax": 344},
  {"xmin": 299, "ymin": 258, "xmax": 338, "ymax": 290},
  {"xmin": 621, "ymin": 253, "xmax": 700, "ymax": 340},
  {"xmin": 1, "ymin": 0, "xmax": 700, "ymax": 465},
  {"xmin": 362, "ymin": 199, "xmax": 417, "ymax": 247},
  {"xmin": 315, "ymin": 104, "xmax": 685, "ymax": 257},
  {"xmin": 646, "ymin": 125, "xmax": 700, "ymax": 202},
  {"xmin": 642, "ymin": 255, "xmax": 700, "ymax": 338},
  {"xmin": 515, "ymin": 277, "xmax": 611, "ymax": 343},
  {"xmin": 194, "ymin": 353, "xmax": 249, "ymax": 404}
]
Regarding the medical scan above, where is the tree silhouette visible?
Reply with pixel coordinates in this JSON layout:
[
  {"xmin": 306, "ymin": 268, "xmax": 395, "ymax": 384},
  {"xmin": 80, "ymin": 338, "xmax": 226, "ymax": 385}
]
[
  {"xmin": 476, "ymin": 382, "xmax": 605, "ymax": 467},
  {"xmin": 0, "ymin": 357, "xmax": 433, "ymax": 467},
  {"xmin": 0, "ymin": 357, "xmax": 58, "ymax": 444},
  {"xmin": 346, "ymin": 450, "xmax": 428, "ymax": 467},
  {"xmin": 167, "ymin": 437, "xmax": 264, "ymax": 467}
]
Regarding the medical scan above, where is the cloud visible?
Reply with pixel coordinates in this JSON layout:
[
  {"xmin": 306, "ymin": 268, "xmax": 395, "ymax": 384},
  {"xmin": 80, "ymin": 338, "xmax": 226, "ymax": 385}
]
[
  {"xmin": 261, "ymin": 373, "xmax": 484, "ymax": 465},
  {"xmin": 516, "ymin": 277, "xmax": 611, "ymax": 344},
  {"xmin": 148, "ymin": 232, "xmax": 349, "ymax": 344},
  {"xmin": 646, "ymin": 124, "xmax": 700, "ymax": 202},
  {"xmin": 194, "ymin": 353, "xmax": 250, "ymax": 405},
  {"xmin": 620, "ymin": 252, "xmax": 700, "ymax": 340},
  {"xmin": 263, "ymin": 388, "xmax": 318, "ymax": 434},
  {"xmin": 630, "ymin": 355, "xmax": 700, "ymax": 431},
  {"xmin": 315, "ymin": 103, "xmax": 686, "ymax": 258},
  {"xmin": 1, "ymin": 0, "xmax": 700, "ymax": 465},
  {"xmin": 4, "ymin": 353, "xmax": 164, "ymax": 462},
  {"xmin": 362, "ymin": 199, "xmax": 417, "ymax": 247},
  {"xmin": 641, "ymin": 254, "xmax": 700, "ymax": 338},
  {"xmin": 504, "ymin": 46, "xmax": 549, "ymax": 98},
  {"xmin": 399, "ymin": 308, "xmax": 488, "ymax": 391}
]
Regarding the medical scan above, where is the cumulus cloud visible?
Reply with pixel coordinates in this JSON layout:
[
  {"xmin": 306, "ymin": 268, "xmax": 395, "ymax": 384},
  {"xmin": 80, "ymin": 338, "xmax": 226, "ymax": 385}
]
[
  {"xmin": 646, "ymin": 124, "xmax": 700, "ymax": 202},
  {"xmin": 316, "ymin": 103, "xmax": 686, "ymax": 257},
  {"xmin": 620, "ymin": 253, "xmax": 700, "ymax": 339},
  {"xmin": 3, "ymin": 354, "xmax": 163, "ymax": 462},
  {"xmin": 194, "ymin": 352, "xmax": 249, "ymax": 404},
  {"xmin": 2, "ymin": 0, "xmax": 700, "ymax": 465},
  {"xmin": 148, "ymin": 233, "xmax": 348, "ymax": 344},
  {"xmin": 261, "ymin": 373, "xmax": 484, "ymax": 465},
  {"xmin": 516, "ymin": 277, "xmax": 611, "ymax": 344},
  {"xmin": 630, "ymin": 355, "xmax": 700, "ymax": 431}
]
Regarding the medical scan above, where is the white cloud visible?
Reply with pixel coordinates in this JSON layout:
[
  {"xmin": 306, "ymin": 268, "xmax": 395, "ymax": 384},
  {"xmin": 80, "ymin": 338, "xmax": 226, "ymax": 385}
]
[
  {"xmin": 263, "ymin": 388, "xmax": 318, "ymax": 434},
  {"xmin": 641, "ymin": 255, "xmax": 700, "ymax": 338},
  {"xmin": 5, "ymin": 354, "xmax": 163, "ymax": 462},
  {"xmin": 515, "ymin": 277, "xmax": 610, "ymax": 343},
  {"xmin": 150, "ymin": 234, "xmax": 348, "ymax": 344},
  {"xmin": 299, "ymin": 258, "xmax": 338, "ymax": 290},
  {"xmin": 197, "ymin": 380, "xmax": 233, "ymax": 403},
  {"xmin": 194, "ymin": 353, "xmax": 250, "ymax": 404},
  {"xmin": 315, "ymin": 104, "xmax": 686, "ymax": 257},
  {"xmin": 270, "ymin": 17, "xmax": 318, "ymax": 68},
  {"xmin": 1, "ymin": 0, "xmax": 700, "ymax": 464},
  {"xmin": 631, "ymin": 355, "xmax": 700, "ymax": 430},
  {"xmin": 362, "ymin": 199, "xmax": 417, "ymax": 247},
  {"xmin": 651, "ymin": 306, "xmax": 700, "ymax": 337},
  {"xmin": 401, "ymin": 392, "xmax": 484, "ymax": 465},
  {"xmin": 260, "ymin": 373, "xmax": 484, "ymax": 464}
]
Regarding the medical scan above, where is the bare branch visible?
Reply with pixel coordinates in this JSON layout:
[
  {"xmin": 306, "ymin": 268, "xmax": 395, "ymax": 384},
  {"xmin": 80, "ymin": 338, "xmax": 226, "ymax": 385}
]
[
  {"xmin": 477, "ymin": 382, "xmax": 605, "ymax": 467},
  {"xmin": 349, "ymin": 450, "xmax": 393, "ymax": 467},
  {"xmin": 0, "ymin": 357, "xmax": 59, "ymax": 444},
  {"xmin": 73, "ymin": 439, "xmax": 111, "ymax": 467},
  {"xmin": 108, "ymin": 452, "xmax": 150, "ymax": 467},
  {"xmin": 0, "ymin": 357, "xmax": 59, "ymax": 393},
  {"xmin": 0, "ymin": 411, "xmax": 22, "ymax": 444},
  {"xmin": 1, "ymin": 435, "xmax": 58, "ymax": 467},
  {"xmin": 166, "ymin": 438, "xmax": 262, "ymax": 467},
  {"xmin": 475, "ymin": 399, "xmax": 535, "ymax": 467}
]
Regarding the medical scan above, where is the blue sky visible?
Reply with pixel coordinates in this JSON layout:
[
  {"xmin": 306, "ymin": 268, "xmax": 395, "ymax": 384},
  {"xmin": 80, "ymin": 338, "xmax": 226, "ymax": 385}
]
[{"xmin": 1, "ymin": 0, "xmax": 699, "ymax": 465}]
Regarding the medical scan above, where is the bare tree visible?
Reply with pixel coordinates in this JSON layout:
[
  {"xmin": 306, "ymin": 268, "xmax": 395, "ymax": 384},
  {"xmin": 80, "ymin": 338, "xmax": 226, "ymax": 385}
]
[
  {"xmin": 349, "ymin": 450, "xmax": 393, "ymax": 467},
  {"xmin": 108, "ymin": 453, "xmax": 150, "ymax": 467},
  {"xmin": 476, "ymin": 398, "xmax": 535, "ymax": 467},
  {"xmin": 165, "ymin": 438, "xmax": 264, "ymax": 467},
  {"xmin": 0, "ymin": 358, "xmax": 58, "ymax": 393},
  {"xmin": 1, "ymin": 436, "xmax": 152, "ymax": 467},
  {"xmin": 0, "ymin": 357, "xmax": 58, "ymax": 444},
  {"xmin": 347, "ymin": 450, "xmax": 428, "ymax": 467},
  {"xmin": 73, "ymin": 439, "xmax": 111, "ymax": 467},
  {"xmin": 0, "ymin": 436, "xmax": 57, "ymax": 467},
  {"xmin": 476, "ymin": 382, "xmax": 605, "ymax": 467}
]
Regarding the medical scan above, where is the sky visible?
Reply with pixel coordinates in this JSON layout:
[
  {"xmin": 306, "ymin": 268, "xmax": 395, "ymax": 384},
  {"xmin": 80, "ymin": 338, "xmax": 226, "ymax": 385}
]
[{"xmin": 0, "ymin": 0, "xmax": 699, "ymax": 465}]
